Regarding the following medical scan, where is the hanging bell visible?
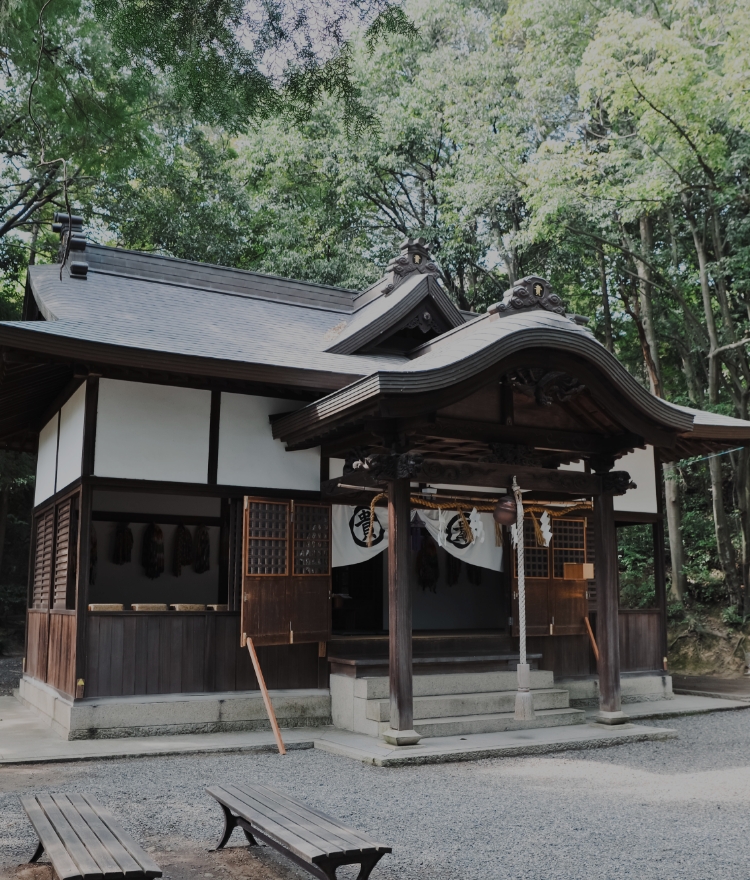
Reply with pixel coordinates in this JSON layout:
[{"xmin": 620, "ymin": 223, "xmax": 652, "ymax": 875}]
[{"xmin": 492, "ymin": 496, "xmax": 517, "ymax": 525}]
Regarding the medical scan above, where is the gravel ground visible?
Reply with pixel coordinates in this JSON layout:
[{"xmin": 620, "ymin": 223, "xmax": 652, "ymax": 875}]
[
  {"xmin": 0, "ymin": 657, "xmax": 22, "ymax": 697},
  {"xmin": 2, "ymin": 710, "xmax": 750, "ymax": 880}
]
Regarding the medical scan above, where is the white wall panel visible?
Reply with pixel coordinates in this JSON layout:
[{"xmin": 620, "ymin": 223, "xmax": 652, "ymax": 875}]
[
  {"xmin": 94, "ymin": 380, "xmax": 211, "ymax": 483},
  {"xmin": 55, "ymin": 383, "xmax": 86, "ymax": 491},
  {"xmin": 217, "ymin": 393, "xmax": 320, "ymax": 490},
  {"xmin": 34, "ymin": 414, "xmax": 58, "ymax": 506},
  {"xmin": 613, "ymin": 446, "xmax": 658, "ymax": 514}
]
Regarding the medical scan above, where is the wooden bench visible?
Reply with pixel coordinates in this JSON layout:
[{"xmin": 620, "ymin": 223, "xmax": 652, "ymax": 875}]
[
  {"xmin": 206, "ymin": 782, "xmax": 391, "ymax": 880},
  {"xmin": 21, "ymin": 792, "xmax": 162, "ymax": 880}
]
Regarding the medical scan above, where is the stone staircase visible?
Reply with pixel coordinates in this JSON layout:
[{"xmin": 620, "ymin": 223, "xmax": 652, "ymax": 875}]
[{"xmin": 330, "ymin": 669, "xmax": 586, "ymax": 739}]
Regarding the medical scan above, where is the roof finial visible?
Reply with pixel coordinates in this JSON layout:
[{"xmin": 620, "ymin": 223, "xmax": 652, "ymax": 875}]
[
  {"xmin": 382, "ymin": 237, "xmax": 438, "ymax": 295},
  {"xmin": 487, "ymin": 276, "xmax": 564, "ymax": 317},
  {"xmin": 52, "ymin": 212, "xmax": 88, "ymax": 279}
]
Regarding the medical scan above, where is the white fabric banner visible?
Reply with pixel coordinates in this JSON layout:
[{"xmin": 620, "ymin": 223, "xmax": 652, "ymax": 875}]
[
  {"xmin": 332, "ymin": 504, "xmax": 389, "ymax": 568},
  {"xmin": 417, "ymin": 508, "xmax": 503, "ymax": 572},
  {"xmin": 332, "ymin": 504, "xmax": 503, "ymax": 572}
]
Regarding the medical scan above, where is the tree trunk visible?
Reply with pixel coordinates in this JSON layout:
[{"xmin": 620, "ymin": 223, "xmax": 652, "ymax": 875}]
[
  {"xmin": 708, "ymin": 453, "xmax": 741, "ymax": 605},
  {"xmin": 0, "ymin": 485, "xmax": 9, "ymax": 579},
  {"xmin": 681, "ymin": 194, "xmax": 721, "ymax": 402},
  {"xmin": 662, "ymin": 463, "xmax": 686, "ymax": 601},
  {"xmin": 637, "ymin": 215, "xmax": 663, "ymax": 396},
  {"xmin": 597, "ymin": 246, "xmax": 614, "ymax": 353}
]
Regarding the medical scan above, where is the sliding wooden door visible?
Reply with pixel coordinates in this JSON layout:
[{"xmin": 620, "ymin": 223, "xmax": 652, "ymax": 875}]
[{"xmin": 241, "ymin": 498, "xmax": 331, "ymax": 647}]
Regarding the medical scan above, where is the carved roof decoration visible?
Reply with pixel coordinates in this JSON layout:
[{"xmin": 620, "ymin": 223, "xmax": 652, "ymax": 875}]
[
  {"xmin": 382, "ymin": 238, "xmax": 439, "ymax": 296},
  {"xmin": 488, "ymin": 276, "xmax": 565, "ymax": 317}
]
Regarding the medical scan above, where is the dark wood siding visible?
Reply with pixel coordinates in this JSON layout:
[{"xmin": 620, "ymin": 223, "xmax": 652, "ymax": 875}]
[
  {"xmin": 619, "ymin": 610, "xmax": 662, "ymax": 672},
  {"xmin": 84, "ymin": 612, "xmax": 319, "ymax": 698},
  {"xmin": 46, "ymin": 610, "xmax": 76, "ymax": 695},
  {"xmin": 26, "ymin": 609, "xmax": 49, "ymax": 682}
]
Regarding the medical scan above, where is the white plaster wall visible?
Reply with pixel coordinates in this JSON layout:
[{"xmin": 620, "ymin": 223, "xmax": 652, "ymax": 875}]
[
  {"xmin": 330, "ymin": 458, "xmax": 345, "ymax": 479},
  {"xmin": 94, "ymin": 380, "xmax": 211, "ymax": 483},
  {"xmin": 217, "ymin": 393, "xmax": 320, "ymax": 490},
  {"xmin": 614, "ymin": 445, "xmax": 658, "ymax": 514},
  {"xmin": 55, "ymin": 383, "xmax": 86, "ymax": 491},
  {"xmin": 35, "ymin": 414, "xmax": 58, "ymax": 506}
]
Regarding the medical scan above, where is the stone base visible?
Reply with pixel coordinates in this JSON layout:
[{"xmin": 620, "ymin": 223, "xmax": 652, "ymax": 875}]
[
  {"xmin": 562, "ymin": 673, "xmax": 674, "ymax": 708},
  {"xmin": 592, "ymin": 710, "xmax": 630, "ymax": 726},
  {"xmin": 381, "ymin": 728, "xmax": 422, "ymax": 746},
  {"xmin": 17, "ymin": 675, "xmax": 331, "ymax": 740}
]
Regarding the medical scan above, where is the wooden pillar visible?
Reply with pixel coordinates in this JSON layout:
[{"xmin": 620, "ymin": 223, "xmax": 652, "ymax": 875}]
[
  {"xmin": 653, "ymin": 519, "xmax": 668, "ymax": 670},
  {"xmin": 74, "ymin": 377, "xmax": 98, "ymax": 700},
  {"xmin": 383, "ymin": 478, "xmax": 420, "ymax": 745},
  {"xmin": 593, "ymin": 478, "xmax": 628, "ymax": 723}
]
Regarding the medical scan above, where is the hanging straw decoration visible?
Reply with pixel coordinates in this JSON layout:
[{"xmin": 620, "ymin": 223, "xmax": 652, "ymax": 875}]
[
  {"xmin": 513, "ymin": 477, "xmax": 535, "ymax": 721},
  {"xmin": 367, "ymin": 492, "xmax": 387, "ymax": 547}
]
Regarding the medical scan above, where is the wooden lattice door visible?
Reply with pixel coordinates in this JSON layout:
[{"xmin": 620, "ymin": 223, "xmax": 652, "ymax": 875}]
[
  {"xmin": 241, "ymin": 498, "xmax": 331, "ymax": 646},
  {"xmin": 511, "ymin": 515, "xmax": 588, "ymax": 637}
]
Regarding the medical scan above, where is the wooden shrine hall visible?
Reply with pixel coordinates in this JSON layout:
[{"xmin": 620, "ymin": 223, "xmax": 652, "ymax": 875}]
[{"xmin": 3, "ymin": 218, "xmax": 750, "ymax": 741}]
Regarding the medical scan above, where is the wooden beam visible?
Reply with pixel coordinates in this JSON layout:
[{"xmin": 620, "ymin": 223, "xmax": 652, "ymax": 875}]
[
  {"xmin": 208, "ymin": 389, "xmax": 221, "ymax": 485},
  {"xmin": 408, "ymin": 417, "xmax": 643, "ymax": 456}
]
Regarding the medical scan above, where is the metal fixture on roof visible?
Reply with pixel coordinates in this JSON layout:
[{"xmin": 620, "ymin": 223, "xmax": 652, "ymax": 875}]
[
  {"xmin": 488, "ymin": 275, "xmax": 565, "ymax": 317},
  {"xmin": 52, "ymin": 212, "xmax": 88, "ymax": 279},
  {"xmin": 382, "ymin": 238, "xmax": 439, "ymax": 295}
]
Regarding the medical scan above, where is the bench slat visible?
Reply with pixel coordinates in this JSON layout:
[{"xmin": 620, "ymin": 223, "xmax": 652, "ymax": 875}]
[
  {"xmin": 233, "ymin": 785, "xmax": 365, "ymax": 856},
  {"xmin": 67, "ymin": 795, "xmax": 144, "ymax": 879},
  {"xmin": 252, "ymin": 784, "xmax": 389, "ymax": 853},
  {"xmin": 21, "ymin": 797, "xmax": 82, "ymax": 880},
  {"xmin": 81, "ymin": 796, "xmax": 162, "ymax": 879},
  {"xmin": 67, "ymin": 795, "xmax": 144, "ymax": 878},
  {"xmin": 52, "ymin": 796, "xmax": 123, "ymax": 878},
  {"xmin": 37, "ymin": 794, "xmax": 103, "ymax": 879},
  {"xmin": 225, "ymin": 785, "xmax": 362, "ymax": 855},
  {"xmin": 207, "ymin": 786, "xmax": 323, "ymax": 863}
]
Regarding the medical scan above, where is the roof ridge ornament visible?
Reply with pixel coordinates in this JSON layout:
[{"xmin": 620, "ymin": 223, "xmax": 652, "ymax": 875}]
[
  {"xmin": 52, "ymin": 212, "xmax": 88, "ymax": 279},
  {"xmin": 382, "ymin": 238, "xmax": 439, "ymax": 295},
  {"xmin": 488, "ymin": 276, "xmax": 564, "ymax": 317}
]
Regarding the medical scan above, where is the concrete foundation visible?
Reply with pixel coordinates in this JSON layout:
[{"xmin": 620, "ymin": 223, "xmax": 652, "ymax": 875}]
[
  {"xmin": 330, "ymin": 670, "xmax": 586, "ymax": 738},
  {"xmin": 561, "ymin": 673, "xmax": 674, "ymax": 708},
  {"xmin": 17, "ymin": 675, "xmax": 331, "ymax": 740}
]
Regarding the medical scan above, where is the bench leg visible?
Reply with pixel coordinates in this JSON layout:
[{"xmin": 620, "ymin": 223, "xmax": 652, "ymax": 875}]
[
  {"xmin": 29, "ymin": 840, "xmax": 44, "ymax": 863},
  {"xmin": 211, "ymin": 804, "xmax": 258, "ymax": 851},
  {"xmin": 356, "ymin": 853, "xmax": 385, "ymax": 880},
  {"xmin": 212, "ymin": 804, "xmax": 238, "ymax": 851}
]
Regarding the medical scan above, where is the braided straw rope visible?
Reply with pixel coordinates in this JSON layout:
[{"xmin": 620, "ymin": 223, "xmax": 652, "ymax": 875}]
[{"xmin": 366, "ymin": 492, "xmax": 387, "ymax": 547}]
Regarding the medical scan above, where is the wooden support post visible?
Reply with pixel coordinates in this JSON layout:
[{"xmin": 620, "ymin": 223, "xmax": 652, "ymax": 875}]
[
  {"xmin": 593, "ymin": 484, "xmax": 627, "ymax": 724},
  {"xmin": 243, "ymin": 633, "xmax": 286, "ymax": 755},
  {"xmin": 383, "ymin": 478, "xmax": 420, "ymax": 746},
  {"xmin": 584, "ymin": 615, "xmax": 599, "ymax": 663}
]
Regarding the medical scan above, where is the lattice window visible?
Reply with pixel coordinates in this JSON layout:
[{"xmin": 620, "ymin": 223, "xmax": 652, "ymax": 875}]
[
  {"xmin": 52, "ymin": 497, "xmax": 79, "ymax": 609},
  {"xmin": 246, "ymin": 501, "xmax": 288, "ymax": 575},
  {"xmin": 32, "ymin": 508, "xmax": 55, "ymax": 609},
  {"xmin": 553, "ymin": 518, "xmax": 586, "ymax": 578},
  {"xmin": 294, "ymin": 503, "xmax": 330, "ymax": 576},
  {"xmin": 514, "ymin": 517, "xmax": 549, "ymax": 578}
]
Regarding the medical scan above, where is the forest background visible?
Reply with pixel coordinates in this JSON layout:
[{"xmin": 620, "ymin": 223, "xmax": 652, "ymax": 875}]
[{"xmin": 2, "ymin": 0, "xmax": 750, "ymax": 666}]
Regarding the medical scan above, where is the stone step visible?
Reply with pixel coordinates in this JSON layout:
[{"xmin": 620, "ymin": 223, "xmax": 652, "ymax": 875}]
[
  {"xmin": 352, "ymin": 670, "xmax": 555, "ymax": 701},
  {"xmin": 367, "ymin": 688, "xmax": 571, "ymax": 723},
  {"xmin": 412, "ymin": 707, "xmax": 587, "ymax": 738}
]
